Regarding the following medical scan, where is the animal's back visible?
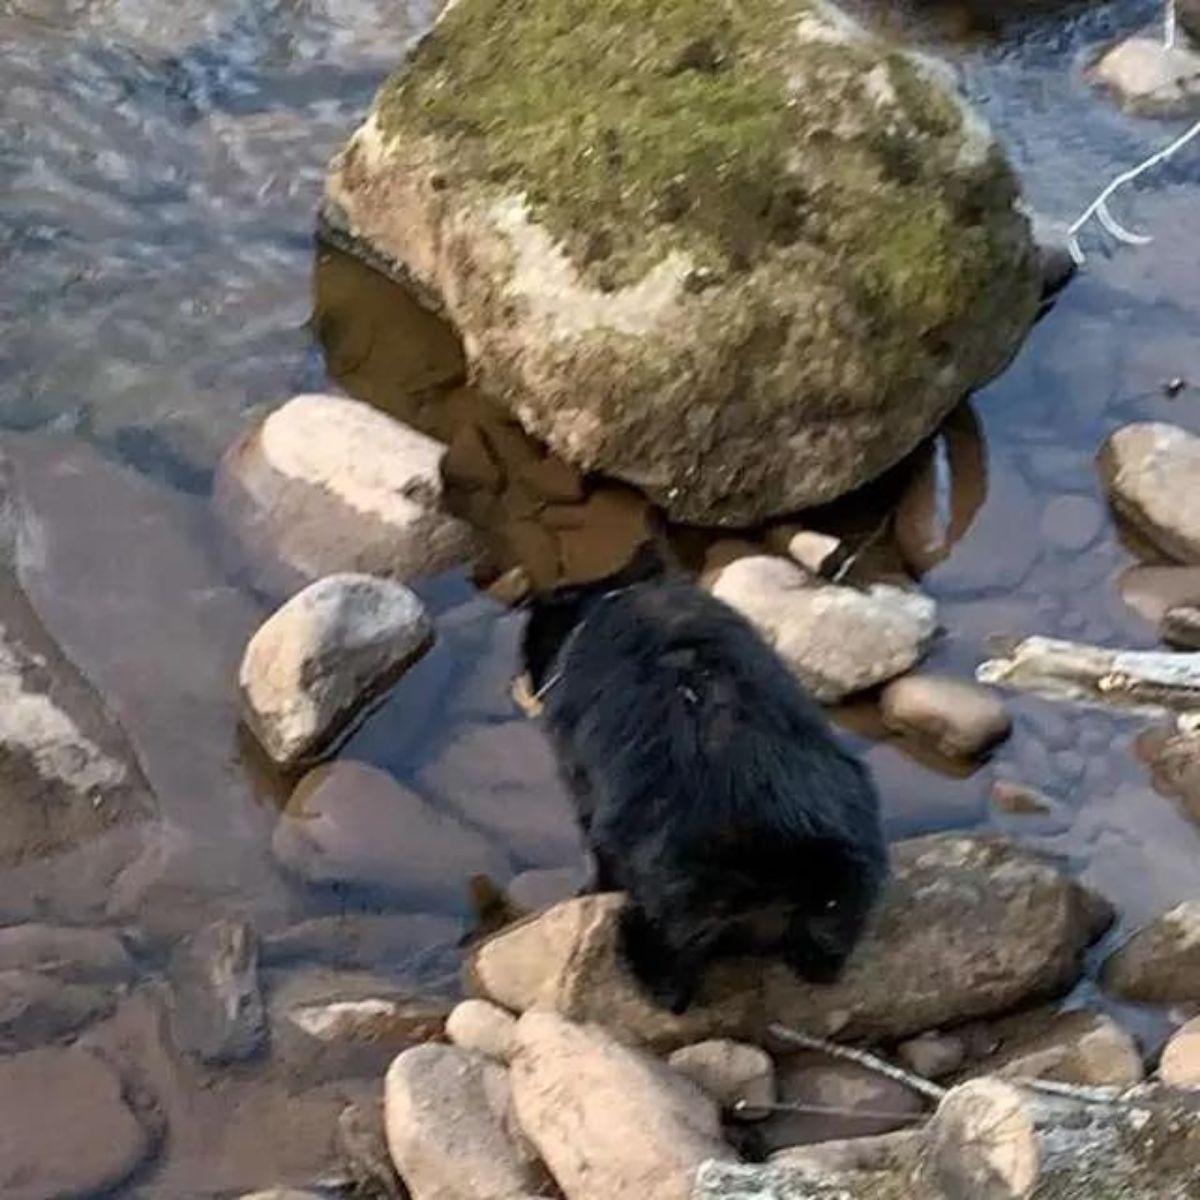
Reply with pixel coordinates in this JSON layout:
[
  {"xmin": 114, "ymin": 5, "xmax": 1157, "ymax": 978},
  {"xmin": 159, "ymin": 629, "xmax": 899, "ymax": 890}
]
[{"xmin": 543, "ymin": 579, "xmax": 879, "ymax": 865}]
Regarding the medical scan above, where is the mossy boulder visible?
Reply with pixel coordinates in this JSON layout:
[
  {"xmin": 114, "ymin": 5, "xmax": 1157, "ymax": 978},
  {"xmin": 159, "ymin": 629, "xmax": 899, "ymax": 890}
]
[{"xmin": 323, "ymin": 0, "xmax": 1040, "ymax": 524}]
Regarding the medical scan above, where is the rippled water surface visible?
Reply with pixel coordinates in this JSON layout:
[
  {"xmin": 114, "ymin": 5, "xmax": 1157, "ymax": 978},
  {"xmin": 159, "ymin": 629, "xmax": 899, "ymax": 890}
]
[{"xmin": 2, "ymin": 0, "xmax": 1200, "ymax": 1190}]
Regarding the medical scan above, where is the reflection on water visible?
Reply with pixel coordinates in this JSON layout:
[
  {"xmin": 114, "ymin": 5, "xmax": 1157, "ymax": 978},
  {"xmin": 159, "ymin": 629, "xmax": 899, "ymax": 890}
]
[{"xmin": 1, "ymin": 0, "xmax": 1200, "ymax": 1188}]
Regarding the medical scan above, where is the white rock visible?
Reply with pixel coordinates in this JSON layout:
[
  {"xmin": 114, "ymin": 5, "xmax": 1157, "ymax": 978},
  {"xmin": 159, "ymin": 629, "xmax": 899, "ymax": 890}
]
[
  {"xmin": 1159, "ymin": 1016, "xmax": 1200, "ymax": 1087},
  {"xmin": 783, "ymin": 531, "xmax": 842, "ymax": 576},
  {"xmin": 240, "ymin": 573, "xmax": 432, "ymax": 765},
  {"xmin": 668, "ymin": 1040, "xmax": 776, "ymax": 1112},
  {"xmin": 215, "ymin": 393, "xmax": 475, "ymax": 594},
  {"xmin": 925, "ymin": 1078, "xmax": 1040, "ymax": 1200},
  {"xmin": 709, "ymin": 556, "xmax": 937, "ymax": 702},
  {"xmin": 510, "ymin": 1011, "xmax": 734, "ymax": 1200},
  {"xmin": 446, "ymin": 999, "xmax": 518, "ymax": 1062},
  {"xmin": 1092, "ymin": 36, "xmax": 1200, "ymax": 118},
  {"xmin": 385, "ymin": 1043, "xmax": 544, "ymax": 1200}
]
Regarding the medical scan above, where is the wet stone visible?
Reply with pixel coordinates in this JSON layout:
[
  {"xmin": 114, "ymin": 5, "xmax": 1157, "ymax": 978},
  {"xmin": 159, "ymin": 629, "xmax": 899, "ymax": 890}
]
[
  {"xmin": 1101, "ymin": 900, "xmax": 1200, "ymax": 1003},
  {"xmin": 0, "ymin": 1046, "xmax": 152, "ymax": 1200},
  {"xmin": 167, "ymin": 918, "xmax": 266, "ymax": 1064},
  {"xmin": 272, "ymin": 760, "xmax": 511, "ymax": 909},
  {"xmin": 1039, "ymin": 493, "xmax": 1105, "ymax": 553},
  {"xmin": 0, "ymin": 969, "xmax": 117, "ymax": 1051},
  {"xmin": 0, "ymin": 923, "xmax": 134, "ymax": 982},
  {"xmin": 337, "ymin": 1099, "xmax": 405, "ymax": 1200}
]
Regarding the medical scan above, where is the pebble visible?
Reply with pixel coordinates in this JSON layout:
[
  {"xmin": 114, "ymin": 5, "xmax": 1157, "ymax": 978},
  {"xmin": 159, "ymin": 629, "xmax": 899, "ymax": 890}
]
[
  {"xmin": 1159, "ymin": 1016, "xmax": 1200, "ymax": 1087},
  {"xmin": 1163, "ymin": 605, "xmax": 1200, "ymax": 650},
  {"xmin": 240, "ymin": 573, "xmax": 433, "ymax": 766},
  {"xmin": 272, "ymin": 760, "xmax": 511, "ymax": 908},
  {"xmin": 166, "ymin": 918, "xmax": 267, "ymax": 1064},
  {"xmin": 879, "ymin": 674, "xmax": 1011, "ymax": 759},
  {"xmin": 0, "ymin": 1047, "xmax": 151, "ymax": 1200},
  {"xmin": 896, "ymin": 1032, "xmax": 967, "ymax": 1081},
  {"xmin": 668, "ymin": 1039, "xmax": 777, "ymax": 1112},
  {"xmin": 446, "ymin": 999, "xmax": 518, "ymax": 1063}
]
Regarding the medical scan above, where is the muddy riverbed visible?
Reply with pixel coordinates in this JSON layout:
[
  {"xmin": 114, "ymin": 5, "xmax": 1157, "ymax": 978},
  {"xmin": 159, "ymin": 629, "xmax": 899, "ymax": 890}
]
[{"xmin": 2, "ymin": 0, "xmax": 1200, "ymax": 1192}]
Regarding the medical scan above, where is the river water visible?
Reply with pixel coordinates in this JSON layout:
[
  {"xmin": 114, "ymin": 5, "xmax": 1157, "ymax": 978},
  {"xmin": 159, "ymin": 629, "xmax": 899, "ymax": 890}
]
[{"xmin": 2, "ymin": 0, "xmax": 1199, "ymax": 1192}]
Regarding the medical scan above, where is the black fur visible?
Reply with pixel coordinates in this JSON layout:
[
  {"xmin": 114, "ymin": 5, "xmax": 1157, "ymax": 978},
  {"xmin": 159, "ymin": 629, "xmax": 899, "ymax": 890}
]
[{"xmin": 521, "ymin": 547, "xmax": 888, "ymax": 1014}]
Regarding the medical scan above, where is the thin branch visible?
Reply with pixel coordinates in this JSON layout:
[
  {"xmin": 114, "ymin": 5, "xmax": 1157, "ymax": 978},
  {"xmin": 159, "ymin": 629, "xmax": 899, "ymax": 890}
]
[
  {"xmin": 767, "ymin": 1023, "xmax": 947, "ymax": 1103},
  {"xmin": 1067, "ymin": 117, "xmax": 1200, "ymax": 265}
]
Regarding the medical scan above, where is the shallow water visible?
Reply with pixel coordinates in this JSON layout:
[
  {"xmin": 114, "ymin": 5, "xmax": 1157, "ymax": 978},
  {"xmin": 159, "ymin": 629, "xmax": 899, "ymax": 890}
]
[{"xmin": 2, "ymin": 0, "xmax": 1200, "ymax": 1190}]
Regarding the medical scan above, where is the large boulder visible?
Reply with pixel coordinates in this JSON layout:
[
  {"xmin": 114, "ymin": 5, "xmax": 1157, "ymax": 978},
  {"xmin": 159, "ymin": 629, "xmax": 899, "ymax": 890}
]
[
  {"xmin": 466, "ymin": 835, "xmax": 1110, "ymax": 1048},
  {"xmin": 322, "ymin": 0, "xmax": 1040, "ymax": 525}
]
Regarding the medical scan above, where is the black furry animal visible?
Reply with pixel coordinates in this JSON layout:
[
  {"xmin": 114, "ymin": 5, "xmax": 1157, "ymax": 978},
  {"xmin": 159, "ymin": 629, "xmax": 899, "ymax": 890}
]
[{"xmin": 521, "ymin": 546, "xmax": 888, "ymax": 1014}]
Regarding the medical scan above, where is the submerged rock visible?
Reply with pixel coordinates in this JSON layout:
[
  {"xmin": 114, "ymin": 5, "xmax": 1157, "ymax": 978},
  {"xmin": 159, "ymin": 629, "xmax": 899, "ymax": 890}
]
[
  {"xmin": 0, "ymin": 1047, "xmax": 152, "ymax": 1200},
  {"xmin": 167, "ymin": 918, "xmax": 266, "ymax": 1064},
  {"xmin": 511, "ymin": 1011, "xmax": 734, "ymax": 1200},
  {"xmin": 215, "ymin": 393, "xmax": 475, "ymax": 594},
  {"xmin": 323, "ymin": 0, "xmax": 1039, "ymax": 525},
  {"xmin": 0, "ymin": 924, "xmax": 134, "ymax": 982},
  {"xmin": 1101, "ymin": 900, "xmax": 1200, "ymax": 1003},
  {"xmin": 385, "ymin": 1042, "xmax": 545, "ymax": 1200},
  {"xmin": 1091, "ymin": 35, "xmax": 1200, "ymax": 119},
  {"xmin": 1099, "ymin": 423, "xmax": 1200, "ymax": 564},
  {"xmin": 709, "ymin": 556, "xmax": 937, "ymax": 702},
  {"xmin": 466, "ymin": 835, "xmax": 1109, "ymax": 1048},
  {"xmin": 337, "ymin": 1099, "xmax": 405, "ymax": 1200},
  {"xmin": 272, "ymin": 760, "xmax": 511, "ymax": 907},
  {"xmin": 0, "ymin": 969, "xmax": 117, "ymax": 1050},
  {"xmin": 239, "ymin": 573, "xmax": 433, "ymax": 766}
]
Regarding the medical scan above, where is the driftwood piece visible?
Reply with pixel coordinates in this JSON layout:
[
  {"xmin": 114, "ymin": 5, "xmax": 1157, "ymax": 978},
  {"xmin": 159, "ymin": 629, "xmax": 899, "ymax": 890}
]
[{"xmin": 977, "ymin": 636, "xmax": 1200, "ymax": 722}]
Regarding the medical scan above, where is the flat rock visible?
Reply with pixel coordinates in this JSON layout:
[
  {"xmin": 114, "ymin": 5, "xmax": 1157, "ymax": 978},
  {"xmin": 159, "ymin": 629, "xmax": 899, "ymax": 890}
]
[
  {"xmin": 511, "ymin": 1011, "xmax": 733, "ymax": 1200},
  {"xmin": 446, "ymin": 999, "xmax": 517, "ymax": 1062},
  {"xmin": 1101, "ymin": 900, "xmax": 1200, "ymax": 1003},
  {"xmin": 0, "ymin": 969, "xmax": 117, "ymax": 1051},
  {"xmin": 272, "ymin": 760, "xmax": 511, "ymax": 908},
  {"xmin": 270, "ymin": 966, "xmax": 451, "ymax": 1082},
  {"xmin": 0, "ymin": 1047, "xmax": 151, "ymax": 1200},
  {"xmin": 214, "ymin": 393, "xmax": 475, "ymax": 595},
  {"xmin": 467, "ymin": 836, "xmax": 1109, "ymax": 1047},
  {"xmin": 385, "ymin": 1042, "xmax": 544, "ymax": 1200},
  {"xmin": 1159, "ymin": 1016, "xmax": 1200, "ymax": 1087},
  {"xmin": 879, "ymin": 674, "xmax": 1011, "ymax": 758},
  {"xmin": 965, "ymin": 1009, "xmax": 1144, "ymax": 1088},
  {"xmin": 417, "ymin": 722, "xmax": 586, "ymax": 868},
  {"xmin": 1099, "ymin": 423, "xmax": 1200, "ymax": 564},
  {"xmin": 261, "ymin": 911, "xmax": 463, "ymax": 987},
  {"xmin": 240, "ymin": 573, "xmax": 433, "ymax": 766},
  {"xmin": 745, "ymin": 1051, "xmax": 924, "ymax": 1155},
  {"xmin": 323, "ymin": 0, "xmax": 1039, "ymax": 525},
  {"xmin": 709, "ymin": 556, "xmax": 937, "ymax": 701},
  {"xmin": 668, "ymin": 1040, "xmax": 776, "ymax": 1113},
  {"xmin": 1039, "ymin": 493, "xmax": 1105, "ymax": 553},
  {"xmin": 167, "ymin": 918, "xmax": 266, "ymax": 1064},
  {"xmin": 1091, "ymin": 35, "xmax": 1200, "ymax": 119},
  {"xmin": 0, "ymin": 924, "xmax": 134, "ymax": 982}
]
